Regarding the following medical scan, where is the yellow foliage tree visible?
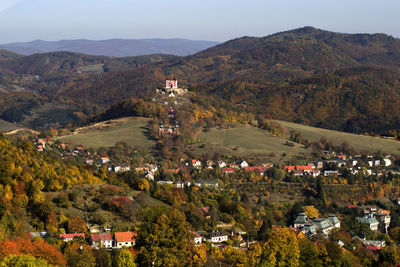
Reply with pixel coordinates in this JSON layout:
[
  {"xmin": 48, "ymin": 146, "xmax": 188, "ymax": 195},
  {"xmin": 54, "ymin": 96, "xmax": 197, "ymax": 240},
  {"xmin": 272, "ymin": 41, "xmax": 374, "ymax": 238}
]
[
  {"xmin": 304, "ymin": 205, "xmax": 319, "ymax": 219},
  {"xmin": 261, "ymin": 227, "xmax": 300, "ymax": 267}
]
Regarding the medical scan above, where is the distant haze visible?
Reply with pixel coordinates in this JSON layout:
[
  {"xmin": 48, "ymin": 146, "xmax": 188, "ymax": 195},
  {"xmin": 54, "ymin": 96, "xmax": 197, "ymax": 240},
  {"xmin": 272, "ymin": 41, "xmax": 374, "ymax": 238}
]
[
  {"xmin": 0, "ymin": 39, "xmax": 220, "ymax": 57},
  {"xmin": 0, "ymin": 0, "xmax": 399, "ymax": 43}
]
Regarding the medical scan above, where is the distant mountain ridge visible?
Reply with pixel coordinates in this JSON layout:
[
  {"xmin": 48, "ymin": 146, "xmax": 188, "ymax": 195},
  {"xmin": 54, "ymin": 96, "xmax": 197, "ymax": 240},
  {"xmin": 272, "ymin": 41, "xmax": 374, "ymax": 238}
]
[{"xmin": 0, "ymin": 38, "xmax": 220, "ymax": 57}]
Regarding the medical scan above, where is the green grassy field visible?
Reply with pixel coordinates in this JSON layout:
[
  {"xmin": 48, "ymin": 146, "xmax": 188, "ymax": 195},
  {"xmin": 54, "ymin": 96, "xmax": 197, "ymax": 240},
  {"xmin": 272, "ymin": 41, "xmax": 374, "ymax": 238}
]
[
  {"xmin": 57, "ymin": 117, "xmax": 155, "ymax": 149},
  {"xmin": 276, "ymin": 120, "xmax": 400, "ymax": 155},
  {"xmin": 192, "ymin": 124, "xmax": 307, "ymax": 163}
]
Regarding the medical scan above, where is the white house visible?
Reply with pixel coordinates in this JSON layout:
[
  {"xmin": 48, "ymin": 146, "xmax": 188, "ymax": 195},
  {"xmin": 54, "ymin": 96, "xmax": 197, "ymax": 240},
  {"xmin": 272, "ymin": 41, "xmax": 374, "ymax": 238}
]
[
  {"xmin": 294, "ymin": 213, "xmax": 309, "ymax": 228},
  {"xmin": 192, "ymin": 160, "xmax": 202, "ymax": 169},
  {"xmin": 114, "ymin": 232, "xmax": 136, "ymax": 248},
  {"xmin": 357, "ymin": 214, "xmax": 379, "ymax": 231},
  {"xmin": 90, "ymin": 233, "xmax": 113, "ymax": 248},
  {"xmin": 218, "ymin": 161, "xmax": 226, "ymax": 168},
  {"xmin": 99, "ymin": 157, "xmax": 110, "ymax": 164},
  {"xmin": 327, "ymin": 214, "xmax": 341, "ymax": 228},
  {"xmin": 240, "ymin": 161, "xmax": 249, "ymax": 169},
  {"xmin": 191, "ymin": 232, "xmax": 203, "ymax": 244},
  {"xmin": 383, "ymin": 159, "xmax": 392, "ymax": 167},
  {"xmin": 207, "ymin": 231, "xmax": 228, "ymax": 243}
]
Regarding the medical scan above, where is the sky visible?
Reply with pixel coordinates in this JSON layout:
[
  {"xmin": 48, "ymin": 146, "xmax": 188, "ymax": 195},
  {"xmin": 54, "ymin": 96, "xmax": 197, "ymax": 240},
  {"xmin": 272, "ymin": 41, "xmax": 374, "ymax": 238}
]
[{"xmin": 0, "ymin": 0, "xmax": 399, "ymax": 43}]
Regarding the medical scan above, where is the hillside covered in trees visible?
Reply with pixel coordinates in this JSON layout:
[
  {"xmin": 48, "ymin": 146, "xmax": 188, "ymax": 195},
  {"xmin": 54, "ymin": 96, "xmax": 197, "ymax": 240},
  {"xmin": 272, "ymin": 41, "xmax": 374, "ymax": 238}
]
[{"xmin": 0, "ymin": 27, "xmax": 400, "ymax": 135}]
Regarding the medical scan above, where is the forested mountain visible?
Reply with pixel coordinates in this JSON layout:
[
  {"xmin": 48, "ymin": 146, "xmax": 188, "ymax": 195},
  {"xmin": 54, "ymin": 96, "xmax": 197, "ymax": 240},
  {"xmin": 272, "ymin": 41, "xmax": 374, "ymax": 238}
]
[
  {"xmin": 0, "ymin": 27, "xmax": 400, "ymax": 133},
  {"xmin": 0, "ymin": 38, "xmax": 220, "ymax": 57}
]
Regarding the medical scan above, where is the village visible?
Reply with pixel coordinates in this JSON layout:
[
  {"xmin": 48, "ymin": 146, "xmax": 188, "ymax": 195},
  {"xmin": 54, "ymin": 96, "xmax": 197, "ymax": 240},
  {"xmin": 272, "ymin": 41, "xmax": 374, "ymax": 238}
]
[
  {"xmin": 25, "ymin": 75, "xmax": 400, "ymax": 261},
  {"xmin": 31, "ymin": 131, "xmax": 400, "ymax": 254}
]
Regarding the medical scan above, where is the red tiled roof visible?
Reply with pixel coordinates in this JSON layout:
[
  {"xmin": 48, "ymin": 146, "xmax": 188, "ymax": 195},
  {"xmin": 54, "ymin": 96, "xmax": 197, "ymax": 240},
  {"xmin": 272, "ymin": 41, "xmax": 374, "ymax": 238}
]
[
  {"xmin": 59, "ymin": 233, "xmax": 85, "ymax": 239},
  {"xmin": 284, "ymin": 166, "xmax": 295, "ymax": 171},
  {"xmin": 222, "ymin": 167, "xmax": 235, "ymax": 173},
  {"xmin": 91, "ymin": 233, "xmax": 112, "ymax": 242},
  {"xmin": 366, "ymin": 244, "xmax": 381, "ymax": 252},
  {"xmin": 243, "ymin": 166, "xmax": 270, "ymax": 172},
  {"xmin": 191, "ymin": 231, "xmax": 202, "ymax": 238},
  {"xmin": 296, "ymin": 166, "xmax": 313, "ymax": 171},
  {"xmin": 114, "ymin": 232, "xmax": 137, "ymax": 242}
]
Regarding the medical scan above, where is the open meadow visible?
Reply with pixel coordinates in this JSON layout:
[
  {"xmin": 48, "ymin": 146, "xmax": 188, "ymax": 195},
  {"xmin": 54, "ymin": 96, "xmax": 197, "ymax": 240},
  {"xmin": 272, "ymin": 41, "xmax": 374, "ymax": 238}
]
[
  {"xmin": 57, "ymin": 117, "xmax": 154, "ymax": 149},
  {"xmin": 277, "ymin": 120, "xmax": 400, "ymax": 155}
]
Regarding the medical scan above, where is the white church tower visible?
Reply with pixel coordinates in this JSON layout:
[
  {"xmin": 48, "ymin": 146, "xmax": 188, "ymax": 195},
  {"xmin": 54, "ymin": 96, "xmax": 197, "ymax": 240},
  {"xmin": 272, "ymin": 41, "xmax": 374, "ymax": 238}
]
[{"xmin": 165, "ymin": 76, "xmax": 178, "ymax": 89}]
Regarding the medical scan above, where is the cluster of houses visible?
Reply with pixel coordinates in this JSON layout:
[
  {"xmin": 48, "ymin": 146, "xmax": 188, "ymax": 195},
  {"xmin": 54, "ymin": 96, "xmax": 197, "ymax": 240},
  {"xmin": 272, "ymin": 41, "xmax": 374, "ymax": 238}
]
[
  {"xmin": 58, "ymin": 231, "xmax": 137, "ymax": 249},
  {"xmin": 293, "ymin": 213, "xmax": 341, "ymax": 237},
  {"xmin": 355, "ymin": 206, "xmax": 391, "ymax": 233},
  {"xmin": 284, "ymin": 153, "xmax": 394, "ymax": 177}
]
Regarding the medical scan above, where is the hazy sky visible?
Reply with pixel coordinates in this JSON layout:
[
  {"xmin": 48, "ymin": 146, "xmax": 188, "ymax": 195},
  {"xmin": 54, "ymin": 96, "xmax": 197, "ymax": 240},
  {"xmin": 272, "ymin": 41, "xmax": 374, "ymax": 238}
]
[{"xmin": 0, "ymin": 0, "xmax": 399, "ymax": 43}]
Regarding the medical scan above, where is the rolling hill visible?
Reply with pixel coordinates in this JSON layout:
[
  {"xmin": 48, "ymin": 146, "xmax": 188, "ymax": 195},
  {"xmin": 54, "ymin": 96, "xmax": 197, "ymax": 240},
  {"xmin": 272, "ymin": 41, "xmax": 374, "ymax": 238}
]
[
  {"xmin": 0, "ymin": 38, "xmax": 220, "ymax": 57},
  {"xmin": 56, "ymin": 116, "xmax": 400, "ymax": 163},
  {"xmin": 1, "ymin": 27, "xmax": 400, "ymax": 135}
]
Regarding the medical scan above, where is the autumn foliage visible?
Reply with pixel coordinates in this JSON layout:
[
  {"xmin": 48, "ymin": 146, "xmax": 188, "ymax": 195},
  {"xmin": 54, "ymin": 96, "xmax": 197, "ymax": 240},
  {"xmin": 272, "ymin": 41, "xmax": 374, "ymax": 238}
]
[{"xmin": 0, "ymin": 238, "xmax": 66, "ymax": 266}]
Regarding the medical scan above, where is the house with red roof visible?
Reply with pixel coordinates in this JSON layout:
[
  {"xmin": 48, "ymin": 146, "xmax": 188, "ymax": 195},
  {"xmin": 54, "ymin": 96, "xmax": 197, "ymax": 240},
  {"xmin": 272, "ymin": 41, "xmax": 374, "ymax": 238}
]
[
  {"xmin": 59, "ymin": 233, "xmax": 85, "ymax": 242},
  {"xmin": 114, "ymin": 232, "xmax": 137, "ymax": 248},
  {"xmin": 284, "ymin": 166, "xmax": 295, "ymax": 171},
  {"xmin": 222, "ymin": 167, "xmax": 235, "ymax": 174},
  {"xmin": 90, "ymin": 233, "xmax": 113, "ymax": 248}
]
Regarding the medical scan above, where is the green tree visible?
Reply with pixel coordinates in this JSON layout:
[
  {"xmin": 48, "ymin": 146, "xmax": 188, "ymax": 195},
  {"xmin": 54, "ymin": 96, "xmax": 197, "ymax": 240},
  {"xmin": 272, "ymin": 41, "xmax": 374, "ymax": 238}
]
[
  {"xmin": 114, "ymin": 248, "xmax": 136, "ymax": 267},
  {"xmin": 136, "ymin": 207, "xmax": 193, "ymax": 267}
]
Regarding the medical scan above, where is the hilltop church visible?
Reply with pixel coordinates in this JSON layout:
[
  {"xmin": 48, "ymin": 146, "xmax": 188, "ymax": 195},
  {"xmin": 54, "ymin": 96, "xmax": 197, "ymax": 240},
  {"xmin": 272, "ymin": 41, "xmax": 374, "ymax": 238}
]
[{"xmin": 164, "ymin": 76, "xmax": 186, "ymax": 96}]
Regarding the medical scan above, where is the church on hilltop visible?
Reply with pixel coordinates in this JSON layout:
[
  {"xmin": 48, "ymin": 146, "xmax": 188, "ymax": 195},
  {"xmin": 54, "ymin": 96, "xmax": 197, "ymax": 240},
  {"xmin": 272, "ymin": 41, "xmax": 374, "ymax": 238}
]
[{"xmin": 163, "ymin": 75, "xmax": 187, "ymax": 96}]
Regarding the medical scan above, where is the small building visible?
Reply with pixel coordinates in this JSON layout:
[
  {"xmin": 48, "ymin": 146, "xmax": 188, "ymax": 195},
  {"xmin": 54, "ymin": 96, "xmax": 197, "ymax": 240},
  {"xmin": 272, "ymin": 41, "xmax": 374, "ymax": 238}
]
[
  {"xmin": 218, "ymin": 161, "xmax": 227, "ymax": 168},
  {"xmin": 206, "ymin": 231, "xmax": 228, "ymax": 243},
  {"xmin": 174, "ymin": 181, "xmax": 191, "ymax": 188},
  {"xmin": 284, "ymin": 166, "xmax": 296, "ymax": 171},
  {"xmin": 382, "ymin": 158, "xmax": 392, "ymax": 167},
  {"xmin": 59, "ymin": 233, "xmax": 85, "ymax": 242},
  {"xmin": 114, "ymin": 165, "xmax": 131, "ymax": 173},
  {"xmin": 157, "ymin": 180, "xmax": 174, "ymax": 185},
  {"xmin": 114, "ymin": 232, "xmax": 137, "ymax": 248},
  {"xmin": 240, "ymin": 161, "xmax": 249, "ymax": 169},
  {"xmin": 357, "ymin": 214, "xmax": 379, "ymax": 231},
  {"xmin": 327, "ymin": 214, "xmax": 341, "ymax": 228},
  {"xmin": 324, "ymin": 170, "xmax": 339, "ymax": 177},
  {"xmin": 294, "ymin": 213, "xmax": 309, "ymax": 228},
  {"xmin": 191, "ymin": 232, "xmax": 203, "ymax": 244},
  {"xmin": 192, "ymin": 160, "xmax": 202, "ymax": 169},
  {"xmin": 145, "ymin": 172, "xmax": 155, "ymax": 181},
  {"xmin": 90, "ymin": 233, "xmax": 113, "ymax": 248},
  {"xmin": 195, "ymin": 180, "xmax": 219, "ymax": 188},
  {"xmin": 375, "ymin": 210, "xmax": 391, "ymax": 233},
  {"xmin": 99, "ymin": 157, "xmax": 110, "ymax": 164},
  {"xmin": 311, "ymin": 170, "xmax": 321, "ymax": 177},
  {"xmin": 313, "ymin": 218, "xmax": 334, "ymax": 235},
  {"xmin": 222, "ymin": 167, "xmax": 235, "ymax": 174}
]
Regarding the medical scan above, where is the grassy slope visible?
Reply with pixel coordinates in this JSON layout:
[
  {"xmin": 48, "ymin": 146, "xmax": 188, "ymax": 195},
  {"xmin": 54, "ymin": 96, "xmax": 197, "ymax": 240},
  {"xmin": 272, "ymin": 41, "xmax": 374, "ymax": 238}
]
[
  {"xmin": 0, "ymin": 119, "xmax": 18, "ymax": 132},
  {"xmin": 193, "ymin": 124, "xmax": 307, "ymax": 163},
  {"xmin": 57, "ymin": 117, "xmax": 154, "ymax": 149},
  {"xmin": 277, "ymin": 120, "xmax": 400, "ymax": 154}
]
